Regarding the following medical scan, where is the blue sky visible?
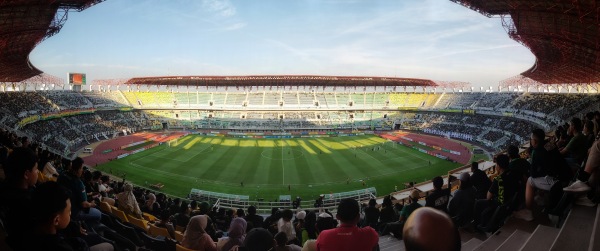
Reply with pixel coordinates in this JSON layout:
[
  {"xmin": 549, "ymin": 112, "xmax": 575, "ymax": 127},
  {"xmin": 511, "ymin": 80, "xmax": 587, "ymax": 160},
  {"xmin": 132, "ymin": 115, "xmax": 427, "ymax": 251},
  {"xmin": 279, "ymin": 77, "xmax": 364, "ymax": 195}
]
[{"xmin": 30, "ymin": 0, "xmax": 534, "ymax": 88}]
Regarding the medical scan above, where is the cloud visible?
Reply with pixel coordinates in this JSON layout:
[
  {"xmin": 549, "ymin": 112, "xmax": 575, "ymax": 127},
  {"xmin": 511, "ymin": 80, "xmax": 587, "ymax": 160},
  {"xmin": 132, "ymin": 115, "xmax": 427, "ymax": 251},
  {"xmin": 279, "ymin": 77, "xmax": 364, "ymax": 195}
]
[
  {"xmin": 201, "ymin": 0, "xmax": 236, "ymax": 17},
  {"xmin": 223, "ymin": 22, "xmax": 247, "ymax": 31}
]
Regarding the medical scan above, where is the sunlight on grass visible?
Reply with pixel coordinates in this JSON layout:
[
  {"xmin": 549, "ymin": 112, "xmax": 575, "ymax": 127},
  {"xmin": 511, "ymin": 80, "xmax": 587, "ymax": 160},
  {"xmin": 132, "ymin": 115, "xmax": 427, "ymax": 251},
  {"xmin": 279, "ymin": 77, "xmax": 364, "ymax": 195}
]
[
  {"xmin": 298, "ymin": 141, "xmax": 317, "ymax": 154},
  {"xmin": 183, "ymin": 137, "xmax": 202, "ymax": 150}
]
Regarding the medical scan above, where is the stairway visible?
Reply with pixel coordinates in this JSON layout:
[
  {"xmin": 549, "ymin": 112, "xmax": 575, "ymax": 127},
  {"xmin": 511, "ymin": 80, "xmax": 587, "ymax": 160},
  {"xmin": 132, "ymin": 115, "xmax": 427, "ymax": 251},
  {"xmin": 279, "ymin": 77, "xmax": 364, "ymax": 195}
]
[{"xmin": 459, "ymin": 204, "xmax": 599, "ymax": 251}]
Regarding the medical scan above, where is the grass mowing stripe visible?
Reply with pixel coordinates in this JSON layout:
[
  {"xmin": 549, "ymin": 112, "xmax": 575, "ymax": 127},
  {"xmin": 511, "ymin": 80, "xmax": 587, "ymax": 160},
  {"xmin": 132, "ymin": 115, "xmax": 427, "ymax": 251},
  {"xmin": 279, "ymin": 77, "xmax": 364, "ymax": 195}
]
[{"xmin": 97, "ymin": 135, "xmax": 462, "ymax": 200}]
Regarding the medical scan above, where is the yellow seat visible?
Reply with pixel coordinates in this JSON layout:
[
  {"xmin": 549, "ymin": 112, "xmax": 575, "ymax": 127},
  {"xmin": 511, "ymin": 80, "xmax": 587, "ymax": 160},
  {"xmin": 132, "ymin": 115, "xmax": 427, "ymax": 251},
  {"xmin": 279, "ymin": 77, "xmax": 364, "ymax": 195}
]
[
  {"xmin": 111, "ymin": 208, "xmax": 129, "ymax": 223},
  {"xmin": 176, "ymin": 244, "xmax": 199, "ymax": 251},
  {"xmin": 143, "ymin": 212, "xmax": 157, "ymax": 222},
  {"xmin": 175, "ymin": 225, "xmax": 185, "ymax": 233},
  {"xmin": 148, "ymin": 223, "xmax": 171, "ymax": 238},
  {"xmin": 175, "ymin": 231, "xmax": 184, "ymax": 242},
  {"xmin": 128, "ymin": 215, "xmax": 149, "ymax": 232},
  {"xmin": 99, "ymin": 202, "xmax": 112, "ymax": 214}
]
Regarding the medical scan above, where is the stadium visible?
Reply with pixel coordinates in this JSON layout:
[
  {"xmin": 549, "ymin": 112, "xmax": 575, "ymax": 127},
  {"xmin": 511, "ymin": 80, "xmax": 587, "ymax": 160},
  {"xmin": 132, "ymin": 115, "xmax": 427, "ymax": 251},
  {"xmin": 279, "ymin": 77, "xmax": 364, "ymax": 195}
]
[{"xmin": 1, "ymin": 1, "xmax": 600, "ymax": 251}]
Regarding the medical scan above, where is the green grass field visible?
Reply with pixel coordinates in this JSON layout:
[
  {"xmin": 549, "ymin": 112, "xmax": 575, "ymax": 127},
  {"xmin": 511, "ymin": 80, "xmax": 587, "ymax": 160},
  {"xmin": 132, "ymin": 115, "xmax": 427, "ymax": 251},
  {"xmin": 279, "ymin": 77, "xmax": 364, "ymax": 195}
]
[{"xmin": 96, "ymin": 134, "xmax": 462, "ymax": 201}]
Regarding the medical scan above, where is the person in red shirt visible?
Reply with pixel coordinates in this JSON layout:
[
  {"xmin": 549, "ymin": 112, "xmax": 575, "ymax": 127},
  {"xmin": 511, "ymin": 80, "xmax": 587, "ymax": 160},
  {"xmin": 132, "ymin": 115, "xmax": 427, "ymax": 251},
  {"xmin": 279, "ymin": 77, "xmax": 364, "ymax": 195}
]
[{"xmin": 315, "ymin": 198, "xmax": 379, "ymax": 251}]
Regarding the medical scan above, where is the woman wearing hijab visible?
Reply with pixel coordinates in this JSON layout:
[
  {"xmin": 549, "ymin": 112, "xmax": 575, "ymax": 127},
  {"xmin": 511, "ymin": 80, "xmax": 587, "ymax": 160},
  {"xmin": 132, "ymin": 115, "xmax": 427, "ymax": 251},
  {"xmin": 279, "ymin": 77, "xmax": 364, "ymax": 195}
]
[
  {"xmin": 142, "ymin": 193, "xmax": 161, "ymax": 216},
  {"xmin": 217, "ymin": 217, "xmax": 247, "ymax": 251},
  {"xmin": 116, "ymin": 183, "xmax": 142, "ymax": 219},
  {"xmin": 182, "ymin": 215, "xmax": 217, "ymax": 251}
]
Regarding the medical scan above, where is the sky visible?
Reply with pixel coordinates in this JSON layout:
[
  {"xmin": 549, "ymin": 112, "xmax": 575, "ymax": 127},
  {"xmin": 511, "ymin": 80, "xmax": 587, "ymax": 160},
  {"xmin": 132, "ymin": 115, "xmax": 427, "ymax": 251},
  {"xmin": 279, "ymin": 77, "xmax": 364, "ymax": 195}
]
[{"xmin": 29, "ymin": 0, "xmax": 535, "ymax": 88}]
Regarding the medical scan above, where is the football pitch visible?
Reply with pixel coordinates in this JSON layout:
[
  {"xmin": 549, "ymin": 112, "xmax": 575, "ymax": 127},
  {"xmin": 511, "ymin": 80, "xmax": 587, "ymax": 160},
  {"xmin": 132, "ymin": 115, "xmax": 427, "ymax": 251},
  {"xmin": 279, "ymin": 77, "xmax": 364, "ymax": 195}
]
[{"xmin": 96, "ymin": 134, "xmax": 462, "ymax": 201}]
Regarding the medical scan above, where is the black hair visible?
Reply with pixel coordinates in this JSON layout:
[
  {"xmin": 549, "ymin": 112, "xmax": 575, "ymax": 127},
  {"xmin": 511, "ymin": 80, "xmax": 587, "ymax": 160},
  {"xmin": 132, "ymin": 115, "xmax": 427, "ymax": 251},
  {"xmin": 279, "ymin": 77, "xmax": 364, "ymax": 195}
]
[
  {"xmin": 304, "ymin": 211, "xmax": 317, "ymax": 239},
  {"xmin": 432, "ymin": 176, "xmax": 443, "ymax": 189},
  {"xmin": 236, "ymin": 208, "xmax": 245, "ymax": 217},
  {"xmin": 531, "ymin": 128, "xmax": 546, "ymax": 142},
  {"xmin": 368, "ymin": 198, "xmax": 377, "ymax": 207},
  {"xmin": 471, "ymin": 162, "xmax": 478, "ymax": 171},
  {"xmin": 190, "ymin": 200, "xmax": 198, "ymax": 209},
  {"xmin": 495, "ymin": 154, "xmax": 509, "ymax": 169},
  {"xmin": 4, "ymin": 147, "xmax": 38, "ymax": 183},
  {"xmin": 281, "ymin": 209, "xmax": 293, "ymax": 221},
  {"xmin": 274, "ymin": 232, "xmax": 287, "ymax": 247},
  {"xmin": 244, "ymin": 228, "xmax": 273, "ymax": 251},
  {"xmin": 570, "ymin": 117, "xmax": 583, "ymax": 132},
  {"xmin": 180, "ymin": 201, "xmax": 189, "ymax": 213},
  {"xmin": 32, "ymin": 182, "xmax": 70, "ymax": 225},
  {"xmin": 507, "ymin": 145, "xmax": 520, "ymax": 159},
  {"xmin": 92, "ymin": 170, "xmax": 102, "ymax": 180},
  {"xmin": 71, "ymin": 157, "xmax": 84, "ymax": 172},
  {"xmin": 336, "ymin": 198, "xmax": 359, "ymax": 222},
  {"xmin": 247, "ymin": 205, "xmax": 257, "ymax": 215}
]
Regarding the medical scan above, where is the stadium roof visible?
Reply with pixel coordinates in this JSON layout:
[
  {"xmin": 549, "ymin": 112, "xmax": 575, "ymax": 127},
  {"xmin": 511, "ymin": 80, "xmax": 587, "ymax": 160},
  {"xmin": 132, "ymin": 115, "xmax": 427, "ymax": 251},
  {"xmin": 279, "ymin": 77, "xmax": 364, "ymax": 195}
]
[
  {"xmin": 0, "ymin": 0, "xmax": 103, "ymax": 83},
  {"xmin": 450, "ymin": 0, "xmax": 600, "ymax": 85},
  {"xmin": 124, "ymin": 75, "xmax": 440, "ymax": 88}
]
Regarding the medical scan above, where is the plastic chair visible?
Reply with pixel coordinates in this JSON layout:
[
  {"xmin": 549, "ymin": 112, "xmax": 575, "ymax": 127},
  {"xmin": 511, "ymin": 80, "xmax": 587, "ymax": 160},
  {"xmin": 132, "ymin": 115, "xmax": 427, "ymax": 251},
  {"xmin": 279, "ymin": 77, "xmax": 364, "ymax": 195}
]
[
  {"xmin": 175, "ymin": 231, "xmax": 184, "ymax": 242},
  {"xmin": 176, "ymin": 244, "xmax": 200, "ymax": 251},
  {"xmin": 148, "ymin": 223, "xmax": 171, "ymax": 238},
  {"xmin": 111, "ymin": 208, "xmax": 129, "ymax": 223},
  {"xmin": 143, "ymin": 212, "xmax": 157, "ymax": 222},
  {"xmin": 128, "ymin": 215, "xmax": 149, "ymax": 232},
  {"xmin": 99, "ymin": 201, "xmax": 112, "ymax": 214}
]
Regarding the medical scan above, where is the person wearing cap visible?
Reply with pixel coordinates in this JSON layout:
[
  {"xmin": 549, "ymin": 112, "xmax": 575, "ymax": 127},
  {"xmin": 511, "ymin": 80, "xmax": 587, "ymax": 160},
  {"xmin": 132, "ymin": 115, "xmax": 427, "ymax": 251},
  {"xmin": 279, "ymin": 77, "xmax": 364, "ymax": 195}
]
[
  {"xmin": 447, "ymin": 172, "xmax": 476, "ymax": 227},
  {"xmin": 315, "ymin": 198, "xmax": 378, "ymax": 251},
  {"xmin": 380, "ymin": 190, "xmax": 421, "ymax": 239}
]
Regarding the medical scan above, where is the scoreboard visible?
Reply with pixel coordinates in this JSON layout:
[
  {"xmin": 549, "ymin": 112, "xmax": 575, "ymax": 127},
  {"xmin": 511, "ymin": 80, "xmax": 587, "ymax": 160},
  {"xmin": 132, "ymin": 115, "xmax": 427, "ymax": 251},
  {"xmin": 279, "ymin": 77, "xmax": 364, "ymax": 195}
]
[{"xmin": 69, "ymin": 73, "xmax": 86, "ymax": 85}]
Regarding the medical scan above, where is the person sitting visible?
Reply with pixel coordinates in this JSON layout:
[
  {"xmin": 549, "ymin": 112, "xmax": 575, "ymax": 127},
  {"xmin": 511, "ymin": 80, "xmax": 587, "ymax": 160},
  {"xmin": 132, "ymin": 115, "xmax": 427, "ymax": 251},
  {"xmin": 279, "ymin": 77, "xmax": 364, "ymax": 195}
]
[
  {"xmin": 377, "ymin": 195, "xmax": 396, "ymax": 230},
  {"xmin": 182, "ymin": 215, "xmax": 217, "ymax": 251},
  {"xmin": 559, "ymin": 117, "xmax": 588, "ymax": 168},
  {"xmin": 507, "ymin": 145, "xmax": 530, "ymax": 179},
  {"xmin": 425, "ymin": 176, "xmax": 450, "ymax": 212},
  {"xmin": 153, "ymin": 210, "xmax": 176, "ymax": 239},
  {"xmin": 316, "ymin": 198, "xmax": 378, "ymax": 251},
  {"xmin": 244, "ymin": 205, "xmax": 264, "ymax": 232},
  {"xmin": 564, "ymin": 139, "xmax": 600, "ymax": 206},
  {"xmin": 363, "ymin": 199, "xmax": 380, "ymax": 229},
  {"xmin": 277, "ymin": 209, "xmax": 297, "ymax": 244},
  {"xmin": 0, "ymin": 147, "xmax": 38, "ymax": 250},
  {"xmin": 174, "ymin": 201, "xmax": 191, "ymax": 230},
  {"xmin": 301, "ymin": 212, "xmax": 336, "ymax": 251},
  {"xmin": 514, "ymin": 129, "xmax": 566, "ymax": 221},
  {"xmin": 116, "ymin": 183, "xmax": 142, "ymax": 219},
  {"xmin": 402, "ymin": 207, "xmax": 460, "ymax": 251},
  {"xmin": 271, "ymin": 231, "xmax": 302, "ymax": 251},
  {"xmin": 217, "ymin": 217, "xmax": 247, "ymax": 251},
  {"xmin": 57, "ymin": 157, "xmax": 102, "ymax": 226},
  {"xmin": 475, "ymin": 154, "xmax": 523, "ymax": 230},
  {"xmin": 447, "ymin": 172, "xmax": 476, "ymax": 227},
  {"xmin": 380, "ymin": 190, "xmax": 421, "ymax": 239},
  {"xmin": 141, "ymin": 193, "xmax": 161, "ymax": 216},
  {"xmin": 242, "ymin": 228, "xmax": 274, "ymax": 251},
  {"xmin": 470, "ymin": 161, "xmax": 491, "ymax": 200}
]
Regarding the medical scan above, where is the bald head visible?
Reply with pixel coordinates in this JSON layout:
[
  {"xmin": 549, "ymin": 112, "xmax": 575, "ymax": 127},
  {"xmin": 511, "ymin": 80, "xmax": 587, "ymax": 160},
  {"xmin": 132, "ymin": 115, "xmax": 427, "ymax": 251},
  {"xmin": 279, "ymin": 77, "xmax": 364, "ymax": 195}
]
[{"xmin": 403, "ymin": 207, "xmax": 460, "ymax": 251}]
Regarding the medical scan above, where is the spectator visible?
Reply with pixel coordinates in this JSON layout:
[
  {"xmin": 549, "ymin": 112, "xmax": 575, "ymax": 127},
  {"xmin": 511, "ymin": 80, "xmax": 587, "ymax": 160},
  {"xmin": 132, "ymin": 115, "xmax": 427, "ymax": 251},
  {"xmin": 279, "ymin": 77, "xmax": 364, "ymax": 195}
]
[
  {"xmin": 363, "ymin": 199, "xmax": 380, "ymax": 229},
  {"xmin": 182, "ymin": 215, "xmax": 217, "ymax": 251},
  {"xmin": 243, "ymin": 228, "xmax": 274, "ymax": 251},
  {"xmin": 142, "ymin": 193, "xmax": 161, "ymax": 216},
  {"xmin": 470, "ymin": 162, "xmax": 491, "ymax": 200},
  {"xmin": 402, "ymin": 207, "xmax": 460, "ymax": 251},
  {"xmin": 28, "ymin": 181, "xmax": 74, "ymax": 250},
  {"xmin": 447, "ymin": 172, "xmax": 476, "ymax": 227},
  {"xmin": 378, "ymin": 195, "xmax": 396, "ymax": 230},
  {"xmin": 476, "ymin": 154, "xmax": 523, "ymax": 228},
  {"xmin": 294, "ymin": 210, "xmax": 306, "ymax": 243},
  {"xmin": 277, "ymin": 209, "xmax": 297, "ymax": 243},
  {"xmin": 236, "ymin": 208, "xmax": 246, "ymax": 218},
  {"xmin": 174, "ymin": 201, "xmax": 191, "ymax": 229},
  {"xmin": 153, "ymin": 210, "xmax": 176, "ymax": 239},
  {"xmin": 218, "ymin": 217, "xmax": 247, "ymax": 251},
  {"xmin": 263, "ymin": 209, "xmax": 281, "ymax": 233},
  {"xmin": 302, "ymin": 212, "xmax": 336, "ymax": 251},
  {"xmin": 515, "ymin": 129, "xmax": 564, "ymax": 221},
  {"xmin": 315, "ymin": 198, "xmax": 378, "ymax": 251},
  {"xmin": 272, "ymin": 231, "xmax": 302, "ymax": 251},
  {"xmin": 0, "ymin": 147, "xmax": 38, "ymax": 250},
  {"xmin": 300, "ymin": 211, "xmax": 317, "ymax": 246},
  {"xmin": 425, "ymin": 176, "xmax": 450, "ymax": 212},
  {"xmin": 560, "ymin": 117, "xmax": 588, "ymax": 167},
  {"xmin": 116, "ymin": 183, "xmax": 142, "ymax": 219},
  {"xmin": 57, "ymin": 157, "xmax": 101, "ymax": 226},
  {"xmin": 583, "ymin": 120, "xmax": 596, "ymax": 150},
  {"xmin": 380, "ymin": 190, "xmax": 421, "ymax": 239},
  {"xmin": 564, "ymin": 139, "xmax": 600, "ymax": 206},
  {"xmin": 244, "ymin": 205, "xmax": 264, "ymax": 232},
  {"xmin": 507, "ymin": 145, "xmax": 530, "ymax": 178}
]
